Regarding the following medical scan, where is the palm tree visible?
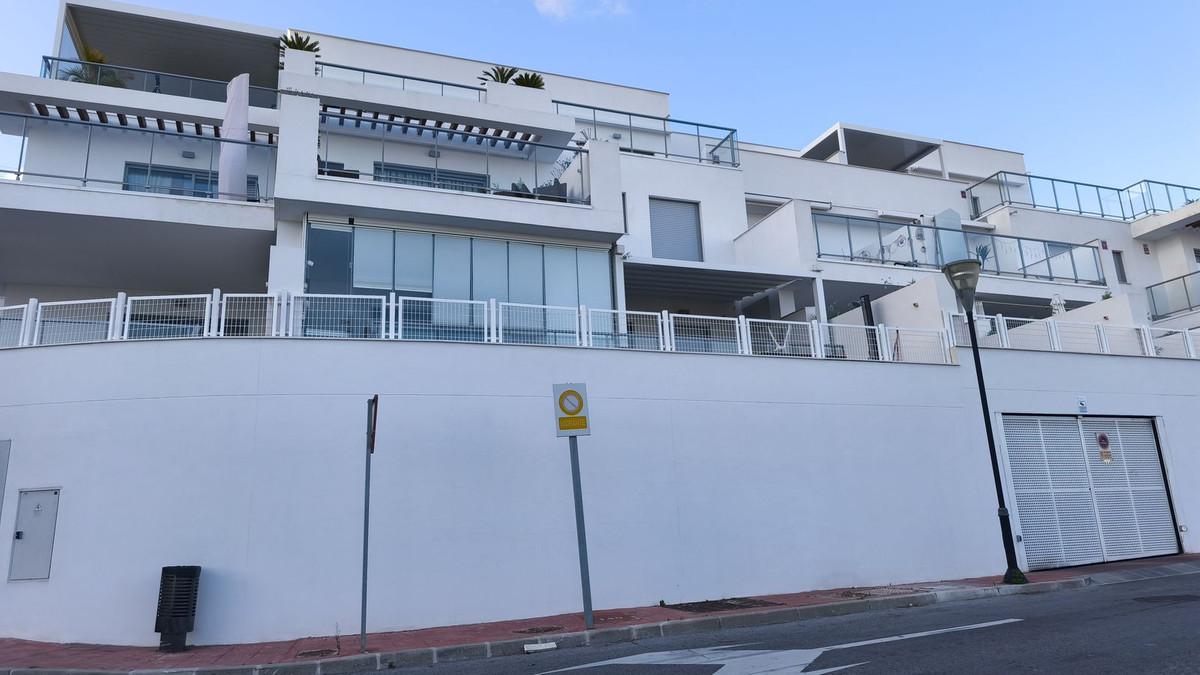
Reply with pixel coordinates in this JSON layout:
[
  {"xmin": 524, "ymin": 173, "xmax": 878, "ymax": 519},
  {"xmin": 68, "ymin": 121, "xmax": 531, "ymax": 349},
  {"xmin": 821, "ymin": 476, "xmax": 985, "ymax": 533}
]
[
  {"xmin": 479, "ymin": 65, "xmax": 519, "ymax": 84},
  {"xmin": 279, "ymin": 32, "xmax": 320, "ymax": 68},
  {"xmin": 513, "ymin": 71, "xmax": 546, "ymax": 89},
  {"xmin": 60, "ymin": 47, "xmax": 125, "ymax": 88}
]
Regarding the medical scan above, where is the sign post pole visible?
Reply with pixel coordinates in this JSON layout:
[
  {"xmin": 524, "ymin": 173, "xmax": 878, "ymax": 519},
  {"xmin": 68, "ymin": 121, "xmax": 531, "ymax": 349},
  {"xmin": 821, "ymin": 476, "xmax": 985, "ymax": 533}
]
[
  {"xmin": 568, "ymin": 434, "xmax": 594, "ymax": 629},
  {"xmin": 553, "ymin": 383, "xmax": 594, "ymax": 630},
  {"xmin": 361, "ymin": 394, "xmax": 379, "ymax": 652}
]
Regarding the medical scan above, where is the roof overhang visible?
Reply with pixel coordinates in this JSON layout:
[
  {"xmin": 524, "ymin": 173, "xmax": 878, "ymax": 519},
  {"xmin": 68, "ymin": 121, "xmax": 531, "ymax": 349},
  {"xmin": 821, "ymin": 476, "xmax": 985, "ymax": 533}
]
[
  {"xmin": 62, "ymin": 1, "xmax": 281, "ymax": 88},
  {"xmin": 800, "ymin": 123, "xmax": 942, "ymax": 172},
  {"xmin": 623, "ymin": 258, "xmax": 800, "ymax": 303}
]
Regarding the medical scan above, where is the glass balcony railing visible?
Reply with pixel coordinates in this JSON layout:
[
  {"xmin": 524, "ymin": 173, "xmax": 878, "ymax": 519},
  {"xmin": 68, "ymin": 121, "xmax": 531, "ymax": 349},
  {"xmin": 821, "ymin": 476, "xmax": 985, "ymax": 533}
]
[
  {"xmin": 317, "ymin": 111, "xmax": 589, "ymax": 204},
  {"xmin": 0, "ymin": 111, "xmax": 275, "ymax": 202},
  {"xmin": 41, "ymin": 56, "xmax": 278, "ymax": 109},
  {"xmin": 813, "ymin": 213, "xmax": 1105, "ymax": 285},
  {"xmin": 315, "ymin": 62, "xmax": 484, "ymax": 101},
  {"xmin": 553, "ymin": 101, "xmax": 738, "ymax": 166},
  {"xmin": 1147, "ymin": 270, "xmax": 1200, "ymax": 320},
  {"xmin": 966, "ymin": 171, "xmax": 1200, "ymax": 222}
]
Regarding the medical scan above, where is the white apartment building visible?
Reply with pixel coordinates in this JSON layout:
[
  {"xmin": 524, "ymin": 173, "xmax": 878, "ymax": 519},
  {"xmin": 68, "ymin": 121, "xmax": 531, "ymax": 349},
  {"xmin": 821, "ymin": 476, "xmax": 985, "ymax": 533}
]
[{"xmin": 1, "ymin": 0, "xmax": 1198, "ymax": 647}]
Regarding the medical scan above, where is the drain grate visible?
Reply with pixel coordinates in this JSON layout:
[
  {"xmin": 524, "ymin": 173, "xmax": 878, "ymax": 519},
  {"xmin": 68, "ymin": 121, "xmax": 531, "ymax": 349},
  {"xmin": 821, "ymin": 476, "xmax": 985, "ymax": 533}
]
[
  {"xmin": 295, "ymin": 648, "xmax": 337, "ymax": 658},
  {"xmin": 515, "ymin": 625, "xmax": 564, "ymax": 634},
  {"xmin": 1134, "ymin": 595, "xmax": 1200, "ymax": 604},
  {"xmin": 664, "ymin": 597, "xmax": 782, "ymax": 613}
]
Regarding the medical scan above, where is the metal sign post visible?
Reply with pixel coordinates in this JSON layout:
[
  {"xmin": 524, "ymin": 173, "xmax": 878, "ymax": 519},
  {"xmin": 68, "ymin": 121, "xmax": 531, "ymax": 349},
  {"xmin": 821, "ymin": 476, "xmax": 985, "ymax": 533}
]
[
  {"xmin": 553, "ymin": 383, "xmax": 594, "ymax": 629},
  {"xmin": 360, "ymin": 394, "xmax": 379, "ymax": 652}
]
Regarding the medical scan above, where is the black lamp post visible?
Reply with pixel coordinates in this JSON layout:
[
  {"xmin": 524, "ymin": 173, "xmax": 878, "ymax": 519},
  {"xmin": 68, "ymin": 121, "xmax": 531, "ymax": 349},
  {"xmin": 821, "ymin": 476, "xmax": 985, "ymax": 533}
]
[{"xmin": 942, "ymin": 258, "xmax": 1028, "ymax": 585}]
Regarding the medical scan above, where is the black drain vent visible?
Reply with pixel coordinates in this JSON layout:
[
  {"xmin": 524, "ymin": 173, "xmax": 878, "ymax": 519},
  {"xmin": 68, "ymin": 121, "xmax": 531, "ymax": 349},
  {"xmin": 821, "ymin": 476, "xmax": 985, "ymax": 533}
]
[
  {"xmin": 514, "ymin": 625, "xmax": 564, "ymax": 634},
  {"xmin": 664, "ymin": 597, "xmax": 782, "ymax": 613}
]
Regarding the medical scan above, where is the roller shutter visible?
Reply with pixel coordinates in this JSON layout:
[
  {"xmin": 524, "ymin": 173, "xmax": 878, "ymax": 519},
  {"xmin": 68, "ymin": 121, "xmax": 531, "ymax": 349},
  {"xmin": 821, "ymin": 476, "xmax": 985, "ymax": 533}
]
[{"xmin": 649, "ymin": 198, "xmax": 702, "ymax": 261}]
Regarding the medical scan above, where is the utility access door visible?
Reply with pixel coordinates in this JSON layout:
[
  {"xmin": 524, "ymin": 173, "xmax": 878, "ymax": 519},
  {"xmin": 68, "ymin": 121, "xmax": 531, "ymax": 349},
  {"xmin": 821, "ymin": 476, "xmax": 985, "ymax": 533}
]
[
  {"xmin": 9, "ymin": 489, "xmax": 60, "ymax": 581},
  {"xmin": 1001, "ymin": 416, "xmax": 1178, "ymax": 571}
]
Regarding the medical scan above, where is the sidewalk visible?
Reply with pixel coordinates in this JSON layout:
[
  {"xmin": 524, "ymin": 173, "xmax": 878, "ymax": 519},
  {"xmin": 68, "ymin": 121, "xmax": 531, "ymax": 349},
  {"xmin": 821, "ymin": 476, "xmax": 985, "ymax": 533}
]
[{"xmin": 3, "ymin": 554, "xmax": 1197, "ymax": 674}]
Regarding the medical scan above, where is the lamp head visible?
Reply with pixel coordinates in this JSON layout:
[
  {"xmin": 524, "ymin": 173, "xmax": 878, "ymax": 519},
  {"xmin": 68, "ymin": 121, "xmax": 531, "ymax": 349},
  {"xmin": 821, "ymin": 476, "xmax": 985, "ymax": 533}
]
[{"xmin": 941, "ymin": 258, "xmax": 981, "ymax": 312}]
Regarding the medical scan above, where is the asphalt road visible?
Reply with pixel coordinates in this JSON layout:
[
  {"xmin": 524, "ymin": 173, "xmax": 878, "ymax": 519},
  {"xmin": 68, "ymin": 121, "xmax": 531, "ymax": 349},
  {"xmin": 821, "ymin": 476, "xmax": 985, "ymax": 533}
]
[{"xmin": 379, "ymin": 572, "xmax": 1200, "ymax": 674}]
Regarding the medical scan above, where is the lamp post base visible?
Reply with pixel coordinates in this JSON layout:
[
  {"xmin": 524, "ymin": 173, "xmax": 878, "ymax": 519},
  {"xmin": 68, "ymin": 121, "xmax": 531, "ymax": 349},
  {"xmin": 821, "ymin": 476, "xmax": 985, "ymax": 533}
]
[{"xmin": 1003, "ymin": 567, "xmax": 1029, "ymax": 585}]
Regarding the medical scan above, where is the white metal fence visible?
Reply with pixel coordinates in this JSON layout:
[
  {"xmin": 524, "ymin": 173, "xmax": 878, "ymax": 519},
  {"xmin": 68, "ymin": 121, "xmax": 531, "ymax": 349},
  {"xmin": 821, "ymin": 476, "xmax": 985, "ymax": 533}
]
[
  {"xmin": 2, "ymin": 292, "xmax": 1195, "ymax": 366},
  {"xmin": 950, "ymin": 312, "xmax": 1196, "ymax": 360}
]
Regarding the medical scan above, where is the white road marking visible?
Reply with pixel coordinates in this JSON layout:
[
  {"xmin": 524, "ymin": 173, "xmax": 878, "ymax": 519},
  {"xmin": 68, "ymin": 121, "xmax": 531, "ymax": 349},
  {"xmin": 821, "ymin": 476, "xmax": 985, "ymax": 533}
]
[{"xmin": 540, "ymin": 618, "xmax": 1023, "ymax": 674}]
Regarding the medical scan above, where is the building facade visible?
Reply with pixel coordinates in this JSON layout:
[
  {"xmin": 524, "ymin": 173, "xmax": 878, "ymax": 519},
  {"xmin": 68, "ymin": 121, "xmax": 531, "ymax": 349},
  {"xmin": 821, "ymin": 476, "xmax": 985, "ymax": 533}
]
[{"xmin": 0, "ymin": 0, "xmax": 1198, "ymax": 646}]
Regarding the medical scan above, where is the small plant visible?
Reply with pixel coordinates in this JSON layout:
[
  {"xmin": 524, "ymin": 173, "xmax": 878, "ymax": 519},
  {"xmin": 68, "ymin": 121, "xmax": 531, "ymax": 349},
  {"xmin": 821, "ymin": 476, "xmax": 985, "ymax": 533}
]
[
  {"xmin": 479, "ymin": 65, "xmax": 519, "ymax": 84},
  {"xmin": 974, "ymin": 243, "xmax": 992, "ymax": 265},
  {"xmin": 1102, "ymin": 291, "xmax": 1113, "ymax": 300},
  {"xmin": 513, "ymin": 71, "xmax": 546, "ymax": 89},
  {"xmin": 279, "ymin": 31, "xmax": 320, "ymax": 68}
]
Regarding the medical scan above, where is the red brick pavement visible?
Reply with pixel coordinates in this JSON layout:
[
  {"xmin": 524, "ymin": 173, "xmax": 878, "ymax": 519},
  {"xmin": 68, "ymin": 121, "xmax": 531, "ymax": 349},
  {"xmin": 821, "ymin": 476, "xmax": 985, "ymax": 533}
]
[{"xmin": 1, "ymin": 554, "xmax": 1193, "ymax": 670}]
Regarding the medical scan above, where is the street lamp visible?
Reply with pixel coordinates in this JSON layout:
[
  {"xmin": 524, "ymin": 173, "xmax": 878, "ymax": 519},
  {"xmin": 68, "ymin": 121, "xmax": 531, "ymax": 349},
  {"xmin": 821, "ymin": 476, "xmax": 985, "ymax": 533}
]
[{"xmin": 942, "ymin": 258, "xmax": 1028, "ymax": 585}]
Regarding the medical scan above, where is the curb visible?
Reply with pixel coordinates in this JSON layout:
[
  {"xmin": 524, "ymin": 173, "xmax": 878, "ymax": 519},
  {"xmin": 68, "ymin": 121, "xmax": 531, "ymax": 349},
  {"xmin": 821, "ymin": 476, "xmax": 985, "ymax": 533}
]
[{"xmin": 8, "ymin": 564, "xmax": 1200, "ymax": 675}]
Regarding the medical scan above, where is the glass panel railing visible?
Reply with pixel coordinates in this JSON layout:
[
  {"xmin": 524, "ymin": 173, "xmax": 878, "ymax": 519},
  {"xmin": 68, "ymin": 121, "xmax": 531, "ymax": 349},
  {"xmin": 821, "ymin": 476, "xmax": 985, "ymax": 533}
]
[
  {"xmin": 0, "ymin": 111, "xmax": 275, "ymax": 202},
  {"xmin": 553, "ymin": 100, "xmax": 739, "ymax": 166},
  {"xmin": 967, "ymin": 171, "xmax": 1200, "ymax": 222},
  {"xmin": 318, "ymin": 112, "xmax": 589, "ymax": 205},
  {"xmin": 315, "ymin": 63, "xmax": 483, "ymax": 101},
  {"xmin": 812, "ymin": 213, "xmax": 1105, "ymax": 285},
  {"xmin": 1147, "ymin": 270, "xmax": 1200, "ymax": 320},
  {"xmin": 41, "ymin": 56, "xmax": 277, "ymax": 108}
]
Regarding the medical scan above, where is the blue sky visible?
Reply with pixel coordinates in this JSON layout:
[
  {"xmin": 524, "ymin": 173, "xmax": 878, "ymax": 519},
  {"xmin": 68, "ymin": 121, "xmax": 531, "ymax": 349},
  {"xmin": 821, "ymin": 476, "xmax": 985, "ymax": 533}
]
[{"xmin": 4, "ymin": 0, "xmax": 1197, "ymax": 187}]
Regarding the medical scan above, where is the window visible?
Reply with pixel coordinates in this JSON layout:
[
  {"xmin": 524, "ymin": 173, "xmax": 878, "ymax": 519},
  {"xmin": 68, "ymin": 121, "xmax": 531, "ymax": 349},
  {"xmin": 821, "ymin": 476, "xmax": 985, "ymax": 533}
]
[
  {"xmin": 1112, "ymin": 250, "xmax": 1128, "ymax": 284},
  {"xmin": 374, "ymin": 162, "xmax": 488, "ymax": 193},
  {"xmin": 305, "ymin": 224, "xmax": 611, "ymax": 309},
  {"xmin": 649, "ymin": 198, "xmax": 702, "ymax": 261},
  {"xmin": 124, "ymin": 163, "xmax": 259, "ymax": 199},
  {"xmin": 1194, "ymin": 248, "xmax": 1200, "ymax": 264}
]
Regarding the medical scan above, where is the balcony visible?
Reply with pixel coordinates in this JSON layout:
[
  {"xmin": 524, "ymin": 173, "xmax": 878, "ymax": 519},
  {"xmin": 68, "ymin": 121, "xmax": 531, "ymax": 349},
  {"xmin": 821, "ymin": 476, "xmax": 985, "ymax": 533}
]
[
  {"xmin": 966, "ymin": 171, "xmax": 1200, "ymax": 222},
  {"xmin": 315, "ymin": 62, "xmax": 484, "ymax": 102},
  {"xmin": 813, "ymin": 213, "xmax": 1105, "ymax": 285},
  {"xmin": 553, "ymin": 101, "xmax": 738, "ymax": 166},
  {"xmin": 41, "ymin": 56, "xmax": 278, "ymax": 109},
  {"xmin": 0, "ymin": 111, "xmax": 276, "ymax": 202},
  {"xmin": 317, "ymin": 109, "xmax": 590, "ymax": 205},
  {"xmin": 1147, "ymin": 270, "xmax": 1200, "ymax": 320}
]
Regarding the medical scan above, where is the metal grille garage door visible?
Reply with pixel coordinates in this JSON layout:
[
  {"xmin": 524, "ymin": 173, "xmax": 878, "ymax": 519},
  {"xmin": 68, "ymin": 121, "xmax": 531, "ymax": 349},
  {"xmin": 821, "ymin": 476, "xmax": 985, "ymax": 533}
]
[{"xmin": 1002, "ymin": 416, "xmax": 1178, "ymax": 571}]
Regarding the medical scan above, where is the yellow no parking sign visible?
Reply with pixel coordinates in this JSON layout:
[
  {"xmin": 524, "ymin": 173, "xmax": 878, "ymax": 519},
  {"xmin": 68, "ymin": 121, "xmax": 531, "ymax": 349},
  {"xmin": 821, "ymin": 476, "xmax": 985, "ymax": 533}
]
[{"xmin": 553, "ymin": 383, "xmax": 591, "ymax": 437}]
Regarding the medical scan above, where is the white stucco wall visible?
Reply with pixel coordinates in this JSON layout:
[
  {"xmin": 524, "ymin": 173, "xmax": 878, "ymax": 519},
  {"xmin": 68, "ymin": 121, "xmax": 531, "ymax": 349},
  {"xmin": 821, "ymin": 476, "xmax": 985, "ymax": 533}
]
[{"xmin": 0, "ymin": 339, "xmax": 1196, "ymax": 647}]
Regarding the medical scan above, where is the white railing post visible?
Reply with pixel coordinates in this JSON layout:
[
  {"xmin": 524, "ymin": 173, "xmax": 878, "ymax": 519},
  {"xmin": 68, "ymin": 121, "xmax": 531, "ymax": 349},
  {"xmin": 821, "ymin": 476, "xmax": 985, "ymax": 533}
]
[
  {"xmin": 395, "ymin": 296, "xmax": 405, "ymax": 340},
  {"xmin": 1139, "ymin": 325, "xmax": 1156, "ymax": 356},
  {"xmin": 386, "ymin": 294, "xmax": 394, "ymax": 339},
  {"xmin": 1047, "ymin": 320, "xmax": 1063, "ymax": 351},
  {"xmin": 939, "ymin": 328, "xmax": 952, "ymax": 364},
  {"xmin": 1096, "ymin": 323, "xmax": 1111, "ymax": 354},
  {"xmin": 205, "ymin": 289, "xmax": 220, "ymax": 337},
  {"xmin": 578, "ymin": 305, "xmax": 589, "ymax": 347},
  {"xmin": 1185, "ymin": 328, "xmax": 1197, "ymax": 359},
  {"xmin": 877, "ymin": 324, "xmax": 893, "ymax": 361},
  {"xmin": 20, "ymin": 299, "xmax": 38, "ymax": 346},
  {"xmin": 810, "ymin": 320, "xmax": 825, "ymax": 359},
  {"xmin": 661, "ymin": 310, "xmax": 675, "ymax": 351},
  {"xmin": 280, "ymin": 290, "xmax": 293, "ymax": 337},
  {"xmin": 121, "ymin": 294, "xmax": 134, "ymax": 340},
  {"xmin": 655, "ymin": 310, "xmax": 666, "ymax": 351},
  {"xmin": 736, "ymin": 315, "xmax": 751, "ymax": 355},
  {"xmin": 108, "ymin": 292, "xmax": 126, "ymax": 341},
  {"xmin": 216, "ymin": 293, "xmax": 229, "ymax": 337},
  {"xmin": 491, "ymin": 298, "xmax": 501, "ymax": 343},
  {"xmin": 268, "ymin": 292, "xmax": 281, "ymax": 337},
  {"xmin": 995, "ymin": 313, "xmax": 1011, "ymax": 348}
]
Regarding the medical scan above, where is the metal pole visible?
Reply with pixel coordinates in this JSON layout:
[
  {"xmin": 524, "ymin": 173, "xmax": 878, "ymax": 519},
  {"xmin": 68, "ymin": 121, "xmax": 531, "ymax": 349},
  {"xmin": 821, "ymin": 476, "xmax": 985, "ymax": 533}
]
[
  {"xmin": 360, "ymin": 394, "xmax": 379, "ymax": 651},
  {"xmin": 963, "ymin": 309, "xmax": 1027, "ymax": 585},
  {"xmin": 568, "ymin": 435, "xmax": 595, "ymax": 629}
]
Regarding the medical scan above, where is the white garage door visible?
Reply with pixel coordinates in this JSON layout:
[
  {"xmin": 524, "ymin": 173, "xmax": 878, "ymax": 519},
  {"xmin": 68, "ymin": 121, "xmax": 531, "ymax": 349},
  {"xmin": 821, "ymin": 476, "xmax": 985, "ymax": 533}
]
[{"xmin": 1002, "ymin": 416, "xmax": 1178, "ymax": 571}]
